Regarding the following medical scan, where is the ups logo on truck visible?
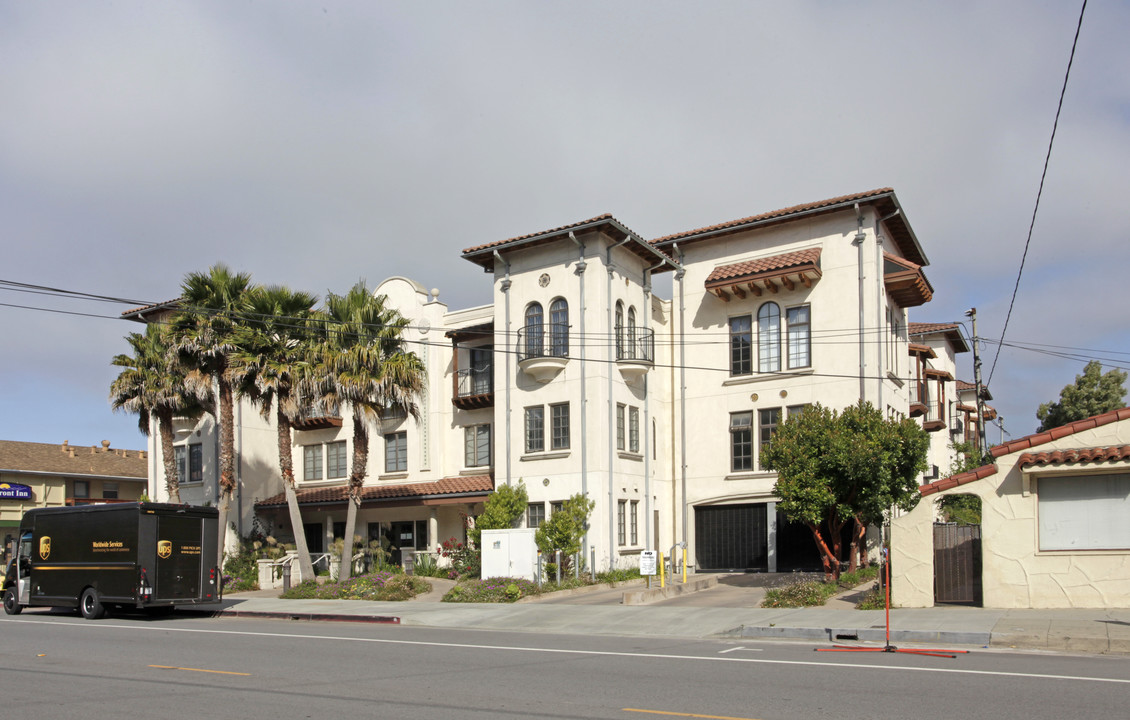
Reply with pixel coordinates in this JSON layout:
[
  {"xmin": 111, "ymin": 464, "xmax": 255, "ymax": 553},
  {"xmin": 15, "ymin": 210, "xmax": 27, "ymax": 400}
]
[
  {"xmin": 157, "ymin": 540, "xmax": 173, "ymax": 559},
  {"xmin": 39, "ymin": 536, "xmax": 51, "ymax": 560}
]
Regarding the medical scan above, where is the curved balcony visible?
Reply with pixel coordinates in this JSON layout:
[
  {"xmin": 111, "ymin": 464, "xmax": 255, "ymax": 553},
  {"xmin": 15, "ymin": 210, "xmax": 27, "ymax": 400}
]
[
  {"xmin": 517, "ymin": 323, "xmax": 569, "ymax": 383},
  {"xmin": 616, "ymin": 327, "xmax": 654, "ymax": 381}
]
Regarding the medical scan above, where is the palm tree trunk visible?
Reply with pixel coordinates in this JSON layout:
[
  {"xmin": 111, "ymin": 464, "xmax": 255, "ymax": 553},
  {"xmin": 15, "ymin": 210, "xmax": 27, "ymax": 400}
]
[
  {"xmin": 216, "ymin": 375, "xmax": 237, "ymax": 568},
  {"xmin": 277, "ymin": 404, "xmax": 315, "ymax": 581},
  {"xmin": 157, "ymin": 409, "xmax": 181, "ymax": 504},
  {"xmin": 338, "ymin": 412, "xmax": 370, "ymax": 581}
]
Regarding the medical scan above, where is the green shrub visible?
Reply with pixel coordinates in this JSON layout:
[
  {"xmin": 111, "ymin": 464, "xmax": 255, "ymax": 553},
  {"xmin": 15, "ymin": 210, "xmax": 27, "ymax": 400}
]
[
  {"xmin": 836, "ymin": 565, "xmax": 878, "ymax": 590},
  {"xmin": 442, "ymin": 577, "xmax": 542, "ymax": 603},
  {"xmin": 280, "ymin": 570, "xmax": 429, "ymax": 601},
  {"xmin": 855, "ymin": 585, "xmax": 887, "ymax": 610},
  {"xmin": 412, "ymin": 552, "xmax": 446, "ymax": 578},
  {"xmin": 761, "ymin": 577, "xmax": 838, "ymax": 608},
  {"xmin": 595, "ymin": 568, "xmax": 642, "ymax": 584},
  {"xmin": 222, "ymin": 548, "xmax": 259, "ymax": 592}
]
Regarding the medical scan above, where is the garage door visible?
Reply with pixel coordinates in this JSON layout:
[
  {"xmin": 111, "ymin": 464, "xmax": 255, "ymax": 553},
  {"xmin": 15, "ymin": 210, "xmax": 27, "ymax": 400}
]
[{"xmin": 695, "ymin": 504, "xmax": 767, "ymax": 571}]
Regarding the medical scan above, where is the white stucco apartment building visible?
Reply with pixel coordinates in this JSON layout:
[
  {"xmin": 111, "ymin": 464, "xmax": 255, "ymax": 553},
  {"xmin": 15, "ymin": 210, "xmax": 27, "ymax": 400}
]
[{"xmin": 132, "ymin": 187, "xmax": 972, "ymax": 574}]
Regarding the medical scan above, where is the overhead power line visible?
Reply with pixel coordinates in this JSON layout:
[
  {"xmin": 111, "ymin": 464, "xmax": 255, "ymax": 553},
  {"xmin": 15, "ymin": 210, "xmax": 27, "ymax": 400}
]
[{"xmin": 988, "ymin": 0, "xmax": 1088, "ymax": 386}]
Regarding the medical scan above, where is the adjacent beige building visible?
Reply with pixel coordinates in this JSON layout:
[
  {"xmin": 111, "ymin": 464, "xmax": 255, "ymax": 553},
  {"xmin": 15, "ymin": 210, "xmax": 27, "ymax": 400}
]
[{"xmin": 892, "ymin": 407, "xmax": 1130, "ymax": 608}]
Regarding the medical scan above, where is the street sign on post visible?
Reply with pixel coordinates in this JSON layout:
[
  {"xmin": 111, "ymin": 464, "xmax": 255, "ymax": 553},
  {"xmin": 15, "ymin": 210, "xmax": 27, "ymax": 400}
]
[{"xmin": 640, "ymin": 550, "xmax": 658, "ymax": 575}]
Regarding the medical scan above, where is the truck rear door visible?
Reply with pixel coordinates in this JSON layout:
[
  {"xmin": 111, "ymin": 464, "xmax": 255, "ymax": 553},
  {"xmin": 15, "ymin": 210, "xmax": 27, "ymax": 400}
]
[{"xmin": 155, "ymin": 516, "xmax": 203, "ymax": 601}]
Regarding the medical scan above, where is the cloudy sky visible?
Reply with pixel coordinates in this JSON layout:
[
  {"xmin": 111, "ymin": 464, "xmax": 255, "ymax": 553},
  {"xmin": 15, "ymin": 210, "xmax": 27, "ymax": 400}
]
[{"xmin": 2, "ymin": 1, "xmax": 1127, "ymax": 453}]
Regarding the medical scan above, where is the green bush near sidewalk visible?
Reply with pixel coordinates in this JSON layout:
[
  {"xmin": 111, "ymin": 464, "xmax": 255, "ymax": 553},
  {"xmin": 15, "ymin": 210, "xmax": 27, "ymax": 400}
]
[{"xmin": 761, "ymin": 566, "xmax": 880, "ymax": 608}]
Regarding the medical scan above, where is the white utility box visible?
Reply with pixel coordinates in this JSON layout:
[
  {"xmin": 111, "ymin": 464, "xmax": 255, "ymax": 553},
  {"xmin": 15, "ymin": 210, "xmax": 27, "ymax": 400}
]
[{"xmin": 480, "ymin": 528, "xmax": 538, "ymax": 581}]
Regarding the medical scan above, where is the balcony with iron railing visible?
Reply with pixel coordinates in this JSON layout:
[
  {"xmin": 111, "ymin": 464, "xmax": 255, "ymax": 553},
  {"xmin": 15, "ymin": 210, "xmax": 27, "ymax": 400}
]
[
  {"xmin": 516, "ymin": 323, "xmax": 570, "ymax": 383},
  {"xmin": 452, "ymin": 365, "xmax": 494, "ymax": 410},
  {"xmin": 909, "ymin": 381, "xmax": 928, "ymax": 417},
  {"xmin": 293, "ymin": 404, "xmax": 343, "ymax": 431},
  {"xmin": 615, "ymin": 327, "xmax": 655, "ymax": 381}
]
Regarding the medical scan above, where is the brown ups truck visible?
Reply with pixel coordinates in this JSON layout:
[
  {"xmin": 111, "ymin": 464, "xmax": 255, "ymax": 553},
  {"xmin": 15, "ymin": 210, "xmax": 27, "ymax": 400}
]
[{"xmin": 3, "ymin": 502, "xmax": 221, "ymax": 619}]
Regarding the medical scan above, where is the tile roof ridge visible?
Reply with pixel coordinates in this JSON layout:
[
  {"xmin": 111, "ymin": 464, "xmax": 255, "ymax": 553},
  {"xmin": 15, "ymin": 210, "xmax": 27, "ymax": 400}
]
[
  {"xmin": 652, "ymin": 187, "xmax": 894, "ymax": 245},
  {"xmin": 990, "ymin": 407, "xmax": 1130, "ymax": 458},
  {"xmin": 919, "ymin": 462, "xmax": 998, "ymax": 496}
]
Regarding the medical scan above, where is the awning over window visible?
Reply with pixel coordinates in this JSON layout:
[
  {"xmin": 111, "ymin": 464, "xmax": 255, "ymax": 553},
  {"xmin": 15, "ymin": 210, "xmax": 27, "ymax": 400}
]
[{"xmin": 704, "ymin": 248, "xmax": 822, "ymax": 302}]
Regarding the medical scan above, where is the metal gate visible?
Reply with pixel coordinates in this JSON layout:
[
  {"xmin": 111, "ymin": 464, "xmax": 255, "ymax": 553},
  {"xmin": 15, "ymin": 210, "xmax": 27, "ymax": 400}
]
[
  {"xmin": 933, "ymin": 523, "xmax": 982, "ymax": 605},
  {"xmin": 695, "ymin": 504, "xmax": 767, "ymax": 572}
]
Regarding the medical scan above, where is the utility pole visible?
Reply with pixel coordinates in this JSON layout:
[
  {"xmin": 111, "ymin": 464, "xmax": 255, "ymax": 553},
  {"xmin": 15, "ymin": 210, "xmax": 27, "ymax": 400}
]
[{"xmin": 965, "ymin": 308, "xmax": 988, "ymax": 457}]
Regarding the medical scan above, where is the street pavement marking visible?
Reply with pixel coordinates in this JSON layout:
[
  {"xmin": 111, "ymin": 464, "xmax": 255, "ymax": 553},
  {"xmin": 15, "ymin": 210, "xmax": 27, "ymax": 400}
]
[
  {"xmin": 10, "ymin": 618, "xmax": 1130, "ymax": 686},
  {"xmin": 718, "ymin": 646, "xmax": 761, "ymax": 654},
  {"xmin": 624, "ymin": 709, "xmax": 760, "ymax": 720},
  {"xmin": 149, "ymin": 664, "xmax": 251, "ymax": 676}
]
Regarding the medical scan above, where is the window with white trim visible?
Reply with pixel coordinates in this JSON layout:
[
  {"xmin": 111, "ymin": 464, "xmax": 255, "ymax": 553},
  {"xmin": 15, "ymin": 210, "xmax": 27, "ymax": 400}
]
[
  {"xmin": 327, "ymin": 440, "xmax": 348, "ymax": 478},
  {"xmin": 629, "ymin": 406, "xmax": 640, "ymax": 453},
  {"xmin": 616, "ymin": 403, "xmax": 626, "ymax": 451},
  {"xmin": 303, "ymin": 444, "xmax": 323, "ymax": 481}
]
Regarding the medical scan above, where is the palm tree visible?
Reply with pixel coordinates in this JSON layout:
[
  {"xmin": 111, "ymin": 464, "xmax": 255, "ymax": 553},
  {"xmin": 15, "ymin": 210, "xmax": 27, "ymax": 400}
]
[
  {"xmin": 308, "ymin": 282, "xmax": 425, "ymax": 580},
  {"xmin": 172, "ymin": 264, "xmax": 255, "ymax": 567},
  {"xmin": 110, "ymin": 324, "xmax": 206, "ymax": 503},
  {"xmin": 230, "ymin": 284, "xmax": 319, "ymax": 582}
]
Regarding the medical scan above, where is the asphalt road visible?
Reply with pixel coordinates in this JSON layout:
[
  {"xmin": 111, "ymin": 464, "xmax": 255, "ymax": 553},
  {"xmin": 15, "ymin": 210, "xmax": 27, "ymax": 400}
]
[{"xmin": 2, "ymin": 610, "xmax": 1129, "ymax": 719}]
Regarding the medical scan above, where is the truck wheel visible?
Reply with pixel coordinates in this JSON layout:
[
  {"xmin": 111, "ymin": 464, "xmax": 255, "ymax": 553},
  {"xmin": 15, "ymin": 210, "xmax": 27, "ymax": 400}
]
[
  {"xmin": 3, "ymin": 588, "xmax": 21, "ymax": 615},
  {"xmin": 79, "ymin": 588, "xmax": 105, "ymax": 620}
]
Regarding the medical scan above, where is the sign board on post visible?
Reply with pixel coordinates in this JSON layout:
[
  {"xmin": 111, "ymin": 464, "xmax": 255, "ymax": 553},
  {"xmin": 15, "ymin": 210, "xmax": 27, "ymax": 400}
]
[{"xmin": 639, "ymin": 550, "xmax": 658, "ymax": 576}]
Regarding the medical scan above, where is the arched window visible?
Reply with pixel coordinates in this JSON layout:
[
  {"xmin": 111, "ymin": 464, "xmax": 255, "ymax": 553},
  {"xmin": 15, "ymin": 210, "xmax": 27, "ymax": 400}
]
[
  {"xmin": 626, "ymin": 306, "xmax": 637, "ymax": 359},
  {"xmin": 614, "ymin": 301, "xmax": 625, "ymax": 359},
  {"xmin": 549, "ymin": 298, "xmax": 568, "ymax": 357},
  {"xmin": 758, "ymin": 302, "xmax": 781, "ymax": 372},
  {"xmin": 525, "ymin": 302, "xmax": 543, "ymax": 357}
]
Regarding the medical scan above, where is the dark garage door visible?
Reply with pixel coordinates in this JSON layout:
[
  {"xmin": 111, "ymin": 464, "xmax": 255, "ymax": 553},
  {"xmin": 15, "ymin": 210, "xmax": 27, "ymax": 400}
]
[{"xmin": 695, "ymin": 504, "xmax": 767, "ymax": 571}]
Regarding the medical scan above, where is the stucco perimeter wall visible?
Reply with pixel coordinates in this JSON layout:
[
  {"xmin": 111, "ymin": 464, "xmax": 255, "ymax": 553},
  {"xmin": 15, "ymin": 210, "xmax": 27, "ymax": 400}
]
[{"xmin": 893, "ymin": 418, "xmax": 1130, "ymax": 608}]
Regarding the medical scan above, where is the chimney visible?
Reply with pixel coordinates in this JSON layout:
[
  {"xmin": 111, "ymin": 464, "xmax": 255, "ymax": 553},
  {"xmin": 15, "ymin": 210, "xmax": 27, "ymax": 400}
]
[
  {"xmin": 61, "ymin": 440, "xmax": 69, "ymax": 452},
  {"xmin": 101, "ymin": 440, "xmax": 111, "ymax": 452},
  {"xmin": 68, "ymin": 448, "xmax": 75, "ymax": 458},
  {"xmin": 90, "ymin": 446, "xmax": 96, "ymax": 454}
]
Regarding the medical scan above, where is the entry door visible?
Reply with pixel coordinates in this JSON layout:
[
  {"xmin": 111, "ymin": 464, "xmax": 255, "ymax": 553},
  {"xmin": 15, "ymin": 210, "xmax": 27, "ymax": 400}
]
[
  {"xmin": 695, "ymin": 504, "xmax": 768, "ymax": 571},
  {"xmin": 156, "ymin": 516, "xmax": 201, "ymax": 600},
  {"xmin": 388, "ymin": 522, "xmax": 416, "ymax": 566},
  {"xmin": 934, "ymin": 523, "xmax": 982, "ymax": 605}
]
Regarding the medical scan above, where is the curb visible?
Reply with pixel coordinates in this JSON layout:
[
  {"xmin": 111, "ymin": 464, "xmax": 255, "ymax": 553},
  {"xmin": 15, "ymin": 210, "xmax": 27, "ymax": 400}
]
[
  {"xmin": 623, "ymin": 576, "xmax": 717, "ymax": 606},
  {"xmin": 212, "ymin": 608, "xmax": 401, "ymax": 624},
  {"xmin": 731, "ymin": 623, "xmax": 990, "ymax": 646}
]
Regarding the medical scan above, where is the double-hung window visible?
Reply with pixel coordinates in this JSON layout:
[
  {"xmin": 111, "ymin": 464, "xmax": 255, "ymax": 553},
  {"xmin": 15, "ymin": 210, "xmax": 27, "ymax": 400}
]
[
  {"xmin": 524, "ymin": 406, "xmax": 545, "ymax": 453},
  {"xmin": 175, "ymin": 443, "xmax": 203, "ymax": 483},
  {"xmin": 549, "ymin": 298, "xmax": 569, "ymax": 357},
  {"xmin": 628, "ymin": 406, "xmax": 640, "ymax": 453},
  {"xmin": 617, "ymin": 500, "xmax": 627, "ymax": 546},
  {"xmin": 758, "ymin": 408, "xmax": 781, "ymax": 464},
  {"xmin": 550, "ymin": 403, "xmax": 570, "ymax": 450},
  {"xmin": 630, "ymin": 500, "xmax": 639, "ymax": 545},
  {"xmin": 729, "ymin": 315, "xmax": 752, "ymax": 375},
  {"xmin": 616, "ymin": 404, "xmax": 626, "ymax": 451},
  {"xmin": 303, "ymin": 445, "xmax": 324, "ymax": 481},
  {"xmin": 384, "ymin": 432, "xmax": 406, "ymax": 473},
  {"xmin": 527, "ymin": 502, "xmax": 546, "ymax": 529},
  {"xmin": 730, "ymin": 412, "xmax": 753, "ymax": 472},
  {"xmin": 758, "ymin": 303, "xmax": 781, "ymax": 372},
  {"xmin": 327, "ymin": 440, "xmax": 348, "ymax": 478},
  {"xmin": 787, "ymin": 305, "xmax": 811, "ymax": 369},
  {"xmin": 464, "ymin": 424, "xmax": 491, "ymax": 467}
]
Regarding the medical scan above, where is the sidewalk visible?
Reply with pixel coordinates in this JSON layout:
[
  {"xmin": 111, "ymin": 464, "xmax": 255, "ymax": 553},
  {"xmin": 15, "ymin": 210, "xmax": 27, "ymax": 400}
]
[{"xmin": 191, "ymin": 576, "xmax": 1130, "ymax": 655}]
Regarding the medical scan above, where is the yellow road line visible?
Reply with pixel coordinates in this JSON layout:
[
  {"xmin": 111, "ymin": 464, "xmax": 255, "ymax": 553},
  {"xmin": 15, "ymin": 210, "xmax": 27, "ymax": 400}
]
[
  {"xmin": 148, "ymin": 664, "xmax": 250, "ymax": 676},
  {"xmin": 623, "ymin": 709, "xmax": 760, "ymax": 720}
]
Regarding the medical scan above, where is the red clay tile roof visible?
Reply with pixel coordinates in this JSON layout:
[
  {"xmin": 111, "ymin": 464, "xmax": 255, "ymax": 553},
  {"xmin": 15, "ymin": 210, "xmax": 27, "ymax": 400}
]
[
  {"xmin": 907, "ymin": 321, "xmax": 968, "ymax": 353},
  {"xmin": 461, "ymin": 214, "xmax": 671, "ymax": 272},
  {"xmin": 908, "ymin": 343, "xmax": 937, "ymax": 359},
  {"xmin": 0, "ymin": 440, "xmax": 147, "ymax": 479},
  {"xmin": 919, "ymin": 463, "xmax": 998, "ymax": 496},
  {"xmin": 704, "ymin": 248, "xmax": 821, "ymax": 288},
  {"xmin": 120, "ymin": 298, "xmax": 182, "ymax": 323},
  {"xmin": 990, "ymin": 407, "xmax": 1130, "ymax": 459},
  {"xmin": 652, "ymin": 188, "xmax": 928, "ymax": 268},
  {"xmin": 1018, "ymin": 446, "xmax": 1130, "ymax": 469},
  {"xmin": 909, "ymin": 322, "xmax": 958, "ymax": 335},
  {"xmin": 255, "ymin": 475, "xmax": 494, "ymax": 508}
]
